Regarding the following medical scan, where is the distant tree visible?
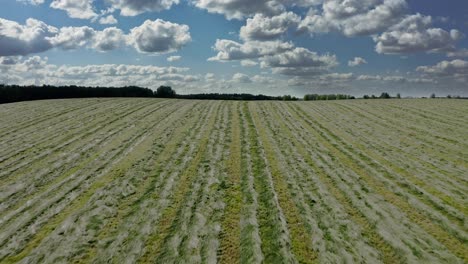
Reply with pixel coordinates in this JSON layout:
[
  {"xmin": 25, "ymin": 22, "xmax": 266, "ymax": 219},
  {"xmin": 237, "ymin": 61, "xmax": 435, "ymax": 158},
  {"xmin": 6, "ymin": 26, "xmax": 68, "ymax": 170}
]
[
  {"xmin": 281, "ymin": 95, "xmax": 298, "ymax": 101},
  {"xmin": 430, "ymin": 93, "xmax": 436, "ymax": 98},
  {"xmin": 304, "ymin": 93, "xmax": 354, "ymax": 101},
  {"xmin": 155, "ymin": 86, "xmax": 176, "ymax": 98},
  {"xmin": 371, "ymin": 95, "xmax": 377, "ymax": 99},
  {"xmin": 363, "ymin": 95, "xmax": 370, "ymax": 99},
  {"xmin": 396, "ymin": 93, "xmax": 401, "ymax": 99},
  {"xmin": 304, "ymin": 94, "xmax": 318, "ymax": 101},
  {"xmin": 380, "ymin": 92, "xmax": 391, "ymax": 99},
  {"xmin": 447, "ymin": 95, "xmax": 452, "ymax": 99}
]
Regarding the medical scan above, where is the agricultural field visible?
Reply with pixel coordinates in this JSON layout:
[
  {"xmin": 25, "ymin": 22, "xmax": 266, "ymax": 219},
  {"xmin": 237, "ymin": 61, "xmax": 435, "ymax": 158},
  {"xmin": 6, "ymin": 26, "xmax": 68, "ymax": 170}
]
[{"xmin": 0, "ymin": 98, "xmax": 466, "ymax": 263}]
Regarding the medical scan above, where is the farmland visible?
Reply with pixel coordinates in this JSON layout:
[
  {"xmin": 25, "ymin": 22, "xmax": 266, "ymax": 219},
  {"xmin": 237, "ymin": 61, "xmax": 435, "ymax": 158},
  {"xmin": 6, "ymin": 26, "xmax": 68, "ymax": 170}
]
[{"xmin": 0, "ymin": 98, "xmax": 466, "ymax": 263}]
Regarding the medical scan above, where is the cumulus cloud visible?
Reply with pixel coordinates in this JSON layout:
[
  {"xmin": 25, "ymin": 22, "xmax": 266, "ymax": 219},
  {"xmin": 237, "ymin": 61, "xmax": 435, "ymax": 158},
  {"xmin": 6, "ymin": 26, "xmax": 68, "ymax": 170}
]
[
  {"xmin": 357, "ymin": 74, "xmax": 382, "ymax": 81},
  {"xmin": 99, "ymin": 15, "xmax": 118, "ymax": 25},
  {"xmin": 348, "ymin": 57, "xmax": 367, "ymax": 66},
  {"xmin": 48, "ymin": 26, "xmax": 96, "ymax": 50},
  {"xmin": 47, "ymin": 26, "xmax": 124, "ymax": 52},
  {"xmin": 240, "ymin": 12, "xmax": 300, "ymax": 41},
  {"xmin": 193, "ymin": 0, "xmax": 284, "ymax": 20},
  {"xmin": 106, "ymin": 0, "xmax": 179, "ymax": 16},
  {"xmin": 357, "ymin": 74, "xmax": 435, "ymax": 83},
  {"xmin": 0, "ymin": 18, "xmax": 190, "ymax": 56},
  {"xmin": 283, "ymin": 0, "xmax": 323, "ymax": 7},
  {"xmin": 20, "ymin": 55, "xmax": 49, "ymax": 70},
  {"xmin": 17, "ymin": 0, "xmax": 45, "ymax": 5},
  {"xmin": 192, "ymin": 0, "xmax": 324, "ymax": 20},
  {"xmin": 0, "ymin": 56, "xmax": 20, "ymax": 65},
  {"xmin": 298, "ymin": 0, "xmax": 464, "ymax": 55},
  {"xmin": 92, "ymin": 27, "xmax": 125, "ymax": 51},
  {"xmin": 447, "ymin": 49, "xmax": 468, "ymax": 58},
  {"xmin": 205, "ymin": 73, "xmax": 215, "ymax": 81},
  {"xmin": 0, "ymin": 56, "xmax": 51, "ymax": 85},
  {"xmin": 416, "ymin": 59, "xmax": 468, "ymax": 77},
  {"xmin": 232, "ymin": 73, "xmax": 252, "ymax": 83},
  {"xmin": 208, "ymin": 39, "xmax": 294, "ymax": 61},
  {"xmin": 299, "ymin": 0, "xmax": 408, "ymax": 36},
  {"xmin": 322, "ymin": 72, "xmax": 353, "ymax": 80},
  {"xmin": 50, "ymin": 0, "xmax": 97, "ymax": 19},
  {"xmin": 157, "ymin": 73, "xmax": 199, "ymax": 82},
  {"xmin": 0, "ymin": 18, "xmax": 57, "ymax": 56},
  {"xmin": 260, "ymin": 47, "xmax": 338, "ymax": 76},
  {"xmin": 167, "ymin": 55, "xmax": 181, "ymax": 62},
  {"xmin": 251, "ymin": 74, "xmax": 276, "ymax": 84},
  {"xmin": 288, "ymin": 72, "xmax": 353, "ymax": 86},
  {"xmin": 1, "ymin": 56, "xmax": 198, "ymax": 87},
  {"xmin": 240, "ymin": 59, "xmax": 258, "ymax": 67},
  {"xmin": 374, "ymin": 14, "xmax": 463, "ymax": 54},
  {"xmin": 129, "ymin": 19, "xmax": 191, "ymax": 54}
]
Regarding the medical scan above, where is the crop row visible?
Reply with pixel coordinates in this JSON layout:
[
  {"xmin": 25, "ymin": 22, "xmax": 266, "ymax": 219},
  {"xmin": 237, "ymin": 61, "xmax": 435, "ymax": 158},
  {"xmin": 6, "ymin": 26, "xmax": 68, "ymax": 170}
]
[{"xmin": 0, "ymin": 98, "xmax": 465, "ymax": 263}]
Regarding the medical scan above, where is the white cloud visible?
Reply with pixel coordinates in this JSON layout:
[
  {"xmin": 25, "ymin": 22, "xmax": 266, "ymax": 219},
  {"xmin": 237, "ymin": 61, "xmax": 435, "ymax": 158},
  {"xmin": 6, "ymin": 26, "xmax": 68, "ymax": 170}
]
[
  {"xmin": 0, "ymin": 18, "xmax": 191, "ymax": 56},
  {"xmin": 192, "ymin": 0, "xmax": 324, "ymax": 20},
  {"xmin": 260, "ymin": 47, "xmax": 338, "ymax": 76},
  {"xmin": 283, "ymin": 0, "xmax": 323, "ymax": 7},
  {"xmin": 447, "ymin": 49, "xmax": 468, "ymax": 58},
  {"xmin": 374, "ymin": 14, "xmax": 463, "ymax": 54},
  {"xmin": 193, "ymin": 0, "xmax": 284, "ymax": 20},
  {"xmin": 340, "ymin": 0, "xmax": 407, "ymax": 36},
  {"xmin": 50, "ymin": 0, "xmax": 97, "ymax": 19},
  {"xmin": 167, "ymin": 55, "xmax": 181, "ymax": 62},
  {"xmin": 232, "ymin": 73, "xmax": 252, "ymax": 83},
  {"xmin": 99, "ymin": 15, "xmax": 118, "ymax": 25},
  {"xmin": 106, "ymin": 0, "xmax": 179, "ymax": 16},
  {"xmin": 92, "ymin": 27, "xmax": 125, "ymax": 51},
  {"xmin": 286, "ymin": 72, "xmax": 353, "ymax": 88},
  {"xmin": 208, "ymin": 39, "xmax": 294, "ymax": 61},
  {"xmin": 47, "ymin": 26, "xmax": 124, "ymax": 52},
  {"xmin": 0, "ymin": 18, "xmax": 58, "ymax": 56},
  {"xmin": 416, "ymin": 59, "xmax": 468, "ymax": 77},
  {"xmin": 17, "ymin": 0, "xmax": 45, "ymax": 5},
  {"xmin": 240, "ymin": 12, "xmax": 300, "ymax": 41},
  {"xmin": 348, "ymin": 57, "xmax": 367, "ymax": 66},
  {"xmin": 251, "ymin": 74, "xmax": 276, "ymax": 84},
  {"xmin": 48, "ymin": 26, "xmax": 96, "ymax": 50},
  {"xmin": 357, "ymin": 74, "xmax": 382, "ymax": 81},
  {"xmin": 157, "ymin": 73, "xmax": 199, "ymax": 82},
  {"xmin": 129, "ymin": 19, "xmax": 191, "ymax": 54},
  {"xmin": 321, "ymin": 72, "xmax": 354, "ymax": 80},
  {"xmin": 299, "ymin": 0, "xmax": 408, "ymax": 36},
  {"xmin": 240, "ymin": 60, "xmax": 258, "ymax": 67},
  {"xmin": 1, "ymin": 56, "xmax": 198, "ymax": 87},
  {"xmin": 0, "ymin": 56, "xmax": 52, "ymax": 85},
  {"xmin": 205, "ymin": 73, "xmax": 215, "ymax": 81},
  {"xmin": 0, "ymin": 56, "xmax": 20, "ymax": 65},
  {"xmin": 357, "ymin": 74, "xmax": 435, "ymax": 83}
]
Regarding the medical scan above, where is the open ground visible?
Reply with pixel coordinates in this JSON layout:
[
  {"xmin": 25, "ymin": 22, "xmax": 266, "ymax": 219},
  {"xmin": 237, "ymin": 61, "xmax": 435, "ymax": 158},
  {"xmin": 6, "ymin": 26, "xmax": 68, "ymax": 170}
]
[{"xmin": 0, "ymin": 98, "xmax": 466, "ymax": 263}]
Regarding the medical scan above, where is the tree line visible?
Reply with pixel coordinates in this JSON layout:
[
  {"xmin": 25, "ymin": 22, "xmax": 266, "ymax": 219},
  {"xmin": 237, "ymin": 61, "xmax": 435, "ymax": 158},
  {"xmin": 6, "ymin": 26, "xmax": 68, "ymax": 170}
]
[
  {"xmin": 0, "ymin": 84, "xmax": 299, "ymax": 104},
  {"xmin": 303, "ymin": 94, "xmax": 355, "ymax": 101},
  {"xmin": 1, "ymin": 84, "xmax": 465, "ymax": 104},
  {"xmin": 0, "ymin": 84, "xmax": 154, "ymax": 104}
]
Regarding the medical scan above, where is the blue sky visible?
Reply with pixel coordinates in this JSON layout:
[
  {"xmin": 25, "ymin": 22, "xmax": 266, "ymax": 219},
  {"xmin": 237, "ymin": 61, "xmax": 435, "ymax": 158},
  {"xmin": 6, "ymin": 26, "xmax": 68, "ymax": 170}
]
[{"xmin": 1, "ymin": 0, "xmax": 467, "ymax": 96}]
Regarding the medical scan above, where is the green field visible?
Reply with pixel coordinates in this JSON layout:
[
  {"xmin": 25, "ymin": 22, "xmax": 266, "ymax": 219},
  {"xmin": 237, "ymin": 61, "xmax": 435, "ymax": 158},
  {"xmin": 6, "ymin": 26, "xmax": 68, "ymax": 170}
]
[{"xmin": 0, "ymin": 98, "xmax": 466, "ymax": 263}]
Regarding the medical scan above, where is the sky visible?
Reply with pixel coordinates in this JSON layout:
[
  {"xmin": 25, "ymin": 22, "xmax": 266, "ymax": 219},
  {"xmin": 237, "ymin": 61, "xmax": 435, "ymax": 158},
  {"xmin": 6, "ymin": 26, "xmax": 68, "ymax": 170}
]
[{"xmin": 0, "ymin": 0, "xmax": 467, "ymax": 97}]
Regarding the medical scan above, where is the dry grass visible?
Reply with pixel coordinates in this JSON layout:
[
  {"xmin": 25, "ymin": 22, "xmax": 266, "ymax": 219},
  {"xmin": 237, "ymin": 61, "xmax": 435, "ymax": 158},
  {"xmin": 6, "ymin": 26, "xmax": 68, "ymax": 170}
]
[{"xmin": 0, "ymin": 98, "xmax": 466, "ymax": 263}]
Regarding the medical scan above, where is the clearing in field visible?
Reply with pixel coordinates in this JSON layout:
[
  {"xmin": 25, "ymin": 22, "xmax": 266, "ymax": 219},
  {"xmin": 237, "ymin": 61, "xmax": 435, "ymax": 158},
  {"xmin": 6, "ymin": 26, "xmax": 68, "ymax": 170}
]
[{"xmin": 0, "ymin": 98, "xmax": 467, "ymax": 263}]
